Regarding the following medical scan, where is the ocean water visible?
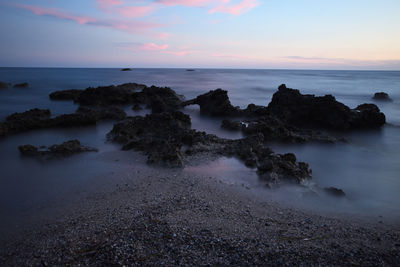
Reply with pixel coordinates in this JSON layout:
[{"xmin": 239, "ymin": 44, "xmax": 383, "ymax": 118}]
[{"xmin": 1, "ymin": 67, "xmax": 400, "ymax": 228}]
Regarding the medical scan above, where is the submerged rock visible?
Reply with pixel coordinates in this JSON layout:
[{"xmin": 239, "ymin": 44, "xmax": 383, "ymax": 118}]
[
  {"xmin": 19, "ymin": 140, "xmax": 98, "ymax": 159},
  {"xmin": 324, "ymin": 187, "xmax": 346, "ymax": 197},
  {"xmin": 373, "ymin": 92, "xmax": 392, "ymax": 101},
  {"xmin": 268, "ymin": 84, "xmax": 385, "ymax": 130},
  {"xmin": 13, "ymin": 82, "xmax": 29, "ymax": 88}
]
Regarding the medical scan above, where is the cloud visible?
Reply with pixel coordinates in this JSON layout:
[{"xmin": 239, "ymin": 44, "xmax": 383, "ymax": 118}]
[
  {"xmin": 212, "ymin": 52, "xmax": 258, "ymax": 60},
  {"xmin": 139, "ymin": 43, "xmax": 169, "ymax": 51},
  {"xmin": 121, "ymin": 42, "xmax": 199, "ymax": 56},
  {"xmin": 209, "ymin": 0, "xmax": 259, "ymax": 15},
  {"xmin": 97, "ymin": 0, "xmax": 124, "ymax": 9},
  {"xmin": 15, "ymin": 4, "xmax": 163, "ymax": 35},
  {"xmin": 153, "ymin": 0, "xmax": 213, "ymax": 7}
]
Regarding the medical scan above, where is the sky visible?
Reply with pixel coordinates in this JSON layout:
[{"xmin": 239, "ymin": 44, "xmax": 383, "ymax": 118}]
[{"xmin": 0, "ymin": 0, "xmax": 399, "ymax": 69}]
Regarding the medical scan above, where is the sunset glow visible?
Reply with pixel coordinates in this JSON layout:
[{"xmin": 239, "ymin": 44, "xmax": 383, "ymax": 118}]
[{"xmin": 0, "ymin": 0, "xmax": 399, "ymax": 69}]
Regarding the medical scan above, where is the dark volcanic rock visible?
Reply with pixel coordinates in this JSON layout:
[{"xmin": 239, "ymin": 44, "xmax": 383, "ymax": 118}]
[
  {"xmin": 49, "ymin": 89, "xmax": 83, "ymax": 101},
  {"xmin": 13, "ymin": 82, "xmax": 29, "ymax": 88},
  {"xmin": 221, "ymin": 119, "xmax": 245, "ymax": 131},
  {"xmin": 373, "ymin": 92, "xmax": 392, "ymax": 101},
  {"xmin": 108, "ymin": 112, "xmax": 312, "ymax": 183},
  {"xmin": 0, "ymin": 107, "xmax": 126, "ymax": 137},
  {"xmin": 121, "ymin": 68, "xmax": 132, "ymax": 71},
  {"xmin": 132, "ymin": 104, "xmax": 142, "ymax": 111},
  {"xmin": 141, "ymin": 86, "xmax": 183, "ymax": 113},
  {"xmin": 324, "ymin": 187, "xmax": 346, "ymax": 197},
  {"xmin": 183, "ymin": 89, "xmax": 240, "ymax": 116},
  {"xmin": 0, "ymin": 81, "xmax": 9, "ymax": 89},
  {"xmin": 109, "ymin": 111, "xmax": 191, "ymax": 167},
  {"xmin": 19, "ymin": 140, "xmax": 97, "ymax": 159},
  {"xmin": 268, "ymin": 84, "xmax": 385, "ymax": 130}
]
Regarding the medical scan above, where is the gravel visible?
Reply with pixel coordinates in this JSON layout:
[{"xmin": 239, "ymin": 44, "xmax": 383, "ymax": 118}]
[{"xmin": 1, "ymin": 163, "xmax": 399, "ymax": 266}]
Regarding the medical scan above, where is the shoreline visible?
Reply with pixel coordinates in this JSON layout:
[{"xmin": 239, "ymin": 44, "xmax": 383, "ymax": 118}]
[{"xmin": 1, "ymin": 154, "xmax": 399, "ymax": 265}]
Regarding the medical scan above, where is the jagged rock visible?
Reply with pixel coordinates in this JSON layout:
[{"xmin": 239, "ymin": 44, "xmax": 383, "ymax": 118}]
[
  {"xmin": 19, "ymin": 140, "xmax": 97, "ymax": 159},
  {"xmin": 0, "ymin": 107, "xmax": 126, "ymax": 137},
  {"xmin": 109, "ymin": 111, "xmax": 191, "ymax": 167},
  {"xmin": 121, "ymin": 68, "xmax": 132, "ymax": 71},
  {"xmin": 183, "ymin": 89, "xmax": 240, "ymax": 116},
  {"xmin": 373, "ymin": 92, "xmax": 392, "ymax": 101},
  {"xmin": 0, "ymin": 81, "xmax": 9, "ymax": 89},
  {"xmin": 141, "ymin": 86, "xmax": 183, "ymax": 113},
  {"xmin": 49, "ymin": 89, "xmax": 83, "ymax": 101},
  {"xmin": 324, "ymin": 187, "xmax": 346, "ymax": 197},
  {"xmin": 268, "ymin": 84, "xmax": 386, "ymax": 130},
  {"xmin": 108, "ymin": 113, "xmax": 312, "ymax": 183},
  {"xmin": 13, "ymin": 82, "xmax": 29, "ymax": 88}
]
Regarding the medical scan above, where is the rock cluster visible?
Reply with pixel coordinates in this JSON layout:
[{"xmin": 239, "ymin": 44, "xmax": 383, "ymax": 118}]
[
  {"xmin": 19, "ymin": 140, "xmax": 97, "ymax": 159},
  {"xmin": 108, "ymin": 112, "xmax": 311, "ymax": 183},
  {"xmin": 13, "ymin": 82, "xmax": 29, "ymax": 88}
]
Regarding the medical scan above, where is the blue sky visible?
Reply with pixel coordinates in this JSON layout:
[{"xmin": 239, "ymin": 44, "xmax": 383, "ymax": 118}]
[{"xmin": 0, "ymin": 0, "xmax": 399, "ymax": 69}]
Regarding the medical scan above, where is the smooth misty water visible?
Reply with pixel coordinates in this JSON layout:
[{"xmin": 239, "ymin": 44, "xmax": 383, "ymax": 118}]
[{"xmin": 0, "ymin": 68, "xmax": 400, "ymax": 226}]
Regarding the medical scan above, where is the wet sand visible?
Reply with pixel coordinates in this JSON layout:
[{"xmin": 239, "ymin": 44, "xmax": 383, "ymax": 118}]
[{"xmin": 0, "ymin": 152, "xmax": 399, "ymax": 266}]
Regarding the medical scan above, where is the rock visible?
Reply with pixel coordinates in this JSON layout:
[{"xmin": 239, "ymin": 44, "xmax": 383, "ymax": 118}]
[
  {"xmin": 268, "ymin": 84, "xmax": 386, "ymax": 130},
  {"xmin": 109, "ymin": 113, "xmax": 311, "ymax": 183},
  {"xmin": 324, "ymin": 187, "xmax": 346, "ymax": 197},
  {"xmin": 18, "ymin": 145, "xmax": 38, "ymax": 156},
  {"xmin": 13, "ymin": 82, "xmax": 29, "ymax": 88},
  {"xmin": 108, "ymin": 111, "xmax": 191, "ymax": 167},
  {"xmin": 141, "ymin": 86, "xmax": 183, "ymax": 113},
  {"xmin": 49, "ymin": 89, "xmax": 83, "ymax": 101},
  {"xmin": 183, "ymin": 89, "xmax": 240, "ymax": 116},
  {"xmin": 121, "ymin": 68, "xmax": 132, "ymax": 71},
  {"xmin": 221, "ymin": 120, "xmax": 244, "ymax": 131},
  {"xmin": 373, "ymin": 92, "xmax": 392, "ymax": 101},
  {"xmin": 0, "ymin": 107, "xmax": 126, "ymax": 137},
  {"xmin": 18, "ymin": 140, "xmax": 97, "ymax": 159},
  {"xmin": 186, "ymin": 69, "xmax": 195, "ymax": 71},
  {"xmin": 0, "ymin": 81, "xmax": 9, "ymax": 89}
]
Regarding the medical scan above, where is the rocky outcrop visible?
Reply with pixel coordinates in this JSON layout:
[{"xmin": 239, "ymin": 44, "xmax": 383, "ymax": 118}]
[
  {"xmin": 268, "ymin": 84, "xmax": 385, "ymax": 130},
  {"xmin": 13, "ymin": 82, "xmax": 29, "ymax": 88},
  {"xmin": 373, "ymin": 92, "xmax": 392, "ymax": 101},
  {"xmin": 121, "ymin": 68, "xmax": 132, "ymax": 71},
  {"xmin": 19, "ymin": 140, "xmax": 97, "ymax": 159},
  {"xmin": 49, "ymin": 83, "xmax": 183, "ymax": 113},
  {"xmin": 324, "ymin": 187, "xmax": 346, "ymax": 197},
  {"xmin": 108, "ymin": 112, "xmax": 312, "ymax": 184},
  {"xmin": 183, "ymin": 89, "xmax": 241, "ymax": 116},
  {"xmin": 49, "ymin": 89, "xmax": 83, "ymax": 101},
  {"xmin": 0, "ymin": 107, "xmax": 126, "ymax": 137}
]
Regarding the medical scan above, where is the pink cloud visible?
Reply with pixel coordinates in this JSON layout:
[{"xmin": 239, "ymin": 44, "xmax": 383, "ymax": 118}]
[
  {"xmin": 115, "ymin": 5, "xmax": 155, "ymax": 18},
  {"xmin": 212, "ymin": 53, "xmax": 257, "ymax": 60},
  {"xmin": 15, "ymin": 4, "xmax": 163, "ymax": 35},
  {"xmin": 154, "ymin": 0, "xmax": 213, "ymax": 7},
  {"xmin": 97, "ymin": 0, "xmax": 124, "ymax": 9},
  {"xmin": 139, "ymin": 43, "xmax": 169, "ymax": 51},
  {"xmin": 209, "ymin": 0, "xmax": 259, "ymax": 15},
  {"xmin": 15, "ymin": 4, "xmax": 94, "ymax": 25}
]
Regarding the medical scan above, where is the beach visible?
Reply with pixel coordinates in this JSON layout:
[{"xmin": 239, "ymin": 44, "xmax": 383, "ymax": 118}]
[{"xmin": 1, "ymin": 151, "xmax": 399, "ymax": 265}]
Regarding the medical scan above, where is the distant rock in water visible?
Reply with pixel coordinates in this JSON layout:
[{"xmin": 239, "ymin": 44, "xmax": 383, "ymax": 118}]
[
  {"xmin": 19, "ymin": 140, "xmax": 98, "ymax": 159},
  {"xmin": 13, "ymin": 82, "xmax": 29, "ymax": 88},
  {"xmin": 0, "ymin": 81, "xmax": 9, "ymax": 89},
  {"xmin": 268, "ymin": 84, "xmax": 386, "ymax": 130},
  {"xmin": 373, "ymin": 92, "xmax": 392, "ymax": 101},
  {"xmin": 121, "ymin": 68, "xmax": 132, "ymax": 71},
  {"xmin": 186, "ymin": 69, "xmax": 195, "ymax": 72},
  {"xmin": 324, "ymin": 187, "xmax": 346, "ymax": 197}
]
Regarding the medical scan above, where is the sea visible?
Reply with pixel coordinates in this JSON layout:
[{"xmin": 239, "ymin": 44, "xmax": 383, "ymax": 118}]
[{"xmin": 1, "ymin": 68, "xmax": 400, "ymax": 231}]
